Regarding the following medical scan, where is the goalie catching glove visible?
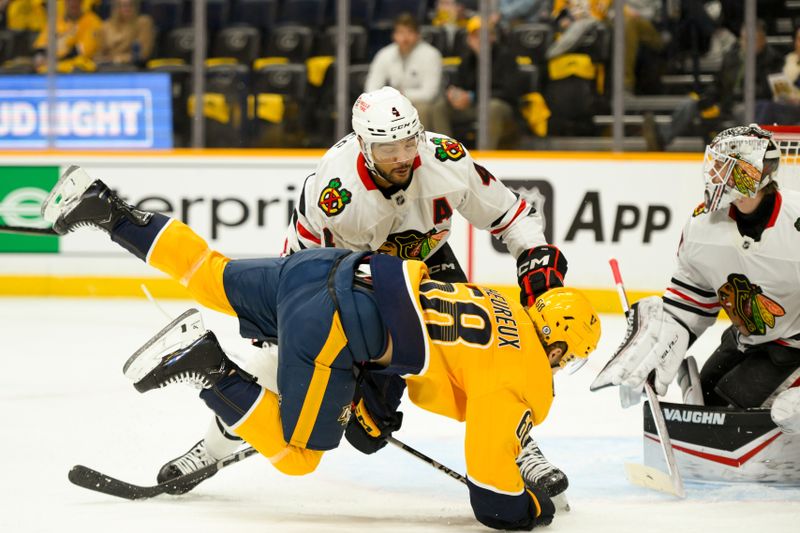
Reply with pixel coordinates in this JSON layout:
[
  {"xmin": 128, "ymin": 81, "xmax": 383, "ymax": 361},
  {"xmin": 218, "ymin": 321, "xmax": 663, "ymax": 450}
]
[
  {"xmin": 517, "ymin": 245, "xmax": 568, "ymax": 307},
  {"xmin": 590, "ymin": 296, "xmax": 690, "ymax": 403}
]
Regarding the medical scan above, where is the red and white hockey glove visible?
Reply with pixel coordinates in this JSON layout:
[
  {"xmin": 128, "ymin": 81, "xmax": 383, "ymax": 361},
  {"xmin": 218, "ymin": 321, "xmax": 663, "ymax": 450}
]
[{"xmin": 516, "ymin": 245, "xmax": 568, "ymax": 307}]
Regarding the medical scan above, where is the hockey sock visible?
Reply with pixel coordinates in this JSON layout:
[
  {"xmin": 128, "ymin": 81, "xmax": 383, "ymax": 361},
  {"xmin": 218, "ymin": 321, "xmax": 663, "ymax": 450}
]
[{"xmin": 110, "ymin": 212, "xmax": 170, "ymax": 261}]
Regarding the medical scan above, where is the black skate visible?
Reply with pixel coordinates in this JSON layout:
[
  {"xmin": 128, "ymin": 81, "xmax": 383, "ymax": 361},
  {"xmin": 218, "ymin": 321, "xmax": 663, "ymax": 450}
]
[
  {"xmin": 41, "ymin": 165, "xmax": 151, "ymax": 235},
  {"xmin": 517, "ymin": 438, "xmax": 569, "ymax": 497},
  {"xmin": 126, "ymin": 329, "xmax": 233, "ymax": 393},
  {"xmin": 157, "ymin": 440, "xmax": 218, "ymax": 495}
]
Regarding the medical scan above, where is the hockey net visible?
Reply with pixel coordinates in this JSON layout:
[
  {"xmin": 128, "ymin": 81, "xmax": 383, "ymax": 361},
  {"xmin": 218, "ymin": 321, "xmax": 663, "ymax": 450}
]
[{"xmin": 762, "ymin": 125, "xmax": 800, "ymax": 191}]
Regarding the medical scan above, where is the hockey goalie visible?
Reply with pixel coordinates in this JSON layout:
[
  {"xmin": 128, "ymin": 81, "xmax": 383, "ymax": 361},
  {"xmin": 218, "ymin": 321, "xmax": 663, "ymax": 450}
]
[{"xmin": 592, "ymin": 125, "xmax": 800, "ymax": 484}]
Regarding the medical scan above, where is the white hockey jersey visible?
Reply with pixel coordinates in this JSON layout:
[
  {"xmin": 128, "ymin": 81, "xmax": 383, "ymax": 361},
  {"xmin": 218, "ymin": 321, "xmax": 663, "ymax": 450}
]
[
  {"xmin": 284, "ymin": 132, "xmax": 547, "ymax": 261},
  {"xmin": 664, "ymin": 191, "xmax": 800, "ymax": 348}
]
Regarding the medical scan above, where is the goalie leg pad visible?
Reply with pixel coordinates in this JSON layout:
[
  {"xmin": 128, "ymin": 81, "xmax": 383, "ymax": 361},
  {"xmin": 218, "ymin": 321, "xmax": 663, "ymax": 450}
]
[{"xmin": 771, "ymin": 387, "xmax": 800, "ymax": 434}]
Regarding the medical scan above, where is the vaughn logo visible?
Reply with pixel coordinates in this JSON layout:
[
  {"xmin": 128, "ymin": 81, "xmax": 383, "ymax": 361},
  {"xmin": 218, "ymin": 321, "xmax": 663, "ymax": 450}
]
[{"xmin": 663, "ymin": 408, "xmax": 726, "ymax": 425}]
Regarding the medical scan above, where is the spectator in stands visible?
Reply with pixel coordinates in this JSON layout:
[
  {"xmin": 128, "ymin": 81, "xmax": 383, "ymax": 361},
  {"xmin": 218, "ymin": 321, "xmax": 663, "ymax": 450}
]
[
  {"xmin": 94, "ymin": 0, "xmax": 154, "ymax": 68},
  {"xmin": 755, "ymin": 26, "xmax": 800, "ymax": 126},
  {"xmin": 3, "ymin": 0, "xmax": 45, "ymax": 32},
  {"xmin": 428, "ymin": 16, "xmax": 521, "ymax": 149},
  {"xmin": 431, "ymin": 0, "xmax": 473, "ymax": 31},
  {"xmin": 643, "ymin": 19, "xmax": 783, "ymax": 151},
  {"xmin": 365, "ymin": 13, "xmax": 443, "ymax": 129},
  {"xmin": 545, "ymin": 0, "xmax": 610, "ymax": 60},
  {"xmin": 32, "ymin": 0, "xmax": 101, "ymax": 72},
  {"xmin": 490, "ymin": 0, "xmax": 551, "ymax": 29},
  {"xmin": 624, "ymin": 0, "xmax": 664, "ymax": 94}
]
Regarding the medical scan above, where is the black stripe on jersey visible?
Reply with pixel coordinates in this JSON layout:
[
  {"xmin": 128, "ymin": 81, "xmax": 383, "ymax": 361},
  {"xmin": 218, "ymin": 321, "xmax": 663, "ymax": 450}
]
[
  {"xmin": 670, "ymin": 277, "xmax": 717, "ymax": 299},
  {"xmin": 290, "ymin": 209, "xmax": 298, "ymax": 227},
  {"xmin": 663, "ymin": 297, "xmax": 719, "ymax": 318},
  {"xmin": 296, "ymin": 239, "xmax": 307, "ymax": 250},
  {"xmin": 489, "ymin": 195, "xmax": 520, "ymax": 229},
  {"xmin": 298, "ymin": 173, "xmax": 314, "ymax": 217}
]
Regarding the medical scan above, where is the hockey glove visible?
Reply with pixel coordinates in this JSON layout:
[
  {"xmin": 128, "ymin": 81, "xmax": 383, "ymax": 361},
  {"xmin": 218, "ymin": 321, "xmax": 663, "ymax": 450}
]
[
  {"xmin": 517, "ymin": 245, "xmax": 568, "ymax": 307},
  {"xmin": 771, "ymin": 387, "xmax": 800, "ymax": 434},
  {"xmin": 590, "ymin": 296, "xmax": 690, "ymax": 404},
  {"xmin": 345, "ymin": 398, "xmax": 403, "ymax": 454},
  {"xmin": 528, "ymin": 485, "xmax": 556, "ymax": 527}
]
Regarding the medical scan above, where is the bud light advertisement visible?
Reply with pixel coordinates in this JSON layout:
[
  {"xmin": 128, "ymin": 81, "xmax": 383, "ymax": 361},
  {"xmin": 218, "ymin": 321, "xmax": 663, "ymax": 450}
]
[{"xmin": 0, "ymin": 73, "xmax": 172, "ymax": 148}]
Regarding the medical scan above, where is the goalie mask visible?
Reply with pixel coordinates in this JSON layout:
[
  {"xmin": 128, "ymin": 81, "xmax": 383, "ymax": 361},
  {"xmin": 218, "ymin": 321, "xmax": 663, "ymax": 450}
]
[
  {"xmin": 703, "ymin": 124, "xmax": 781, "ymax": 211},
  {"xmin": 527, "ymin": 288, "xmax": 601, "ymax": 374},
  {"xmin": 352, "ymin": 86, "xmax": 425, "ymax": 173}
]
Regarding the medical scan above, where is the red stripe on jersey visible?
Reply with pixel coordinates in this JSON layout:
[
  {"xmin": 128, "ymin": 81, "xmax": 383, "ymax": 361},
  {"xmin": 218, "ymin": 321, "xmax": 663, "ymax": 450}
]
[
  {"xmin": 766, "ymin": 191, "xmax": 782, "ymax": 228},
  {"xmin": 356, "ymin": 153, "xmax": 377, "ymax": 190},
  {"xmin": 775, "ymin": 339, "xmax": 790, "ymax": 346},
  {"xmin": 412, "ymin": 154, "xmax": 422, "ymax": 169},
  {"xmin": 296, "ymin": 221, "xmax": 321, "ymax": 244},
  {"xmin": 666, "ymin": 287, "xmax": 720, "ymax": 309},
  {"xmin": 490, "ymin": 199, "xmax": 528, "ymax": 235}
]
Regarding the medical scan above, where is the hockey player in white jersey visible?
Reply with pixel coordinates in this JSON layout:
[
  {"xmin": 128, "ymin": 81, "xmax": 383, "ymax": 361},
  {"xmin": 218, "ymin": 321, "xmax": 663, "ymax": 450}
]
[
  {"xmin": 592, "ymin": 125, "xmax": 800, "ymax": 452},
  {"xmin": 158, "ymin": 87, "xmax": 572, "ymax": 498}
]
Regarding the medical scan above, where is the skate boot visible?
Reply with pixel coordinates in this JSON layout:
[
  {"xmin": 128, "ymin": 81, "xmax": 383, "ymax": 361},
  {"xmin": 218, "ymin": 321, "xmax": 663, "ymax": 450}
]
[
  {"xmin": 516, "ymin": 438, "xmax": 569, "ymax": 497},
  {"xmin": 42, "ymin": 165, "xmax": 151, "ymax": 235},
  {"xmin": 157, "ymin": 418, "xmax": 244, "ymax": 495},
  {"xmin": 156, "ymin": 440, "xmax": 218, "ymax": 495},
  {"xmin": 125, "ymin": 329, "xmax": 234, "ymax": 393}
]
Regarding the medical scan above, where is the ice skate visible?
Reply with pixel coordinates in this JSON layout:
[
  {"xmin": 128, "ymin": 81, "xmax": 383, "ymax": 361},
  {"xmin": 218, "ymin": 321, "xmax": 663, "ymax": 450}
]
[
  {"xmin": 516, "ymin": 438, "xmax": 569, "ymax": 497},
  {"xmin": 156, "ymin": 440, "xmax": 219, "ymax": 495},
  {"xmin": 41, "ymin": 165, "xmax": 151, "ymax": 235},
  {"xmin": 157, "ymin": 418, "xmax": 244, "ymax": 494}
]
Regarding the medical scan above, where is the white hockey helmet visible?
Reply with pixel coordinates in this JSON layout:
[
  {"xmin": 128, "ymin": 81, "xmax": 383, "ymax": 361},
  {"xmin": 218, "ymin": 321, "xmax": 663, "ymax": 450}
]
[
  {"xmin": 352, "ymin": 86, "xmax": 424, "ymax": 171},
  {"xmin": 703, "ymin": 124, "xmax": 781, "ymax": 211}
]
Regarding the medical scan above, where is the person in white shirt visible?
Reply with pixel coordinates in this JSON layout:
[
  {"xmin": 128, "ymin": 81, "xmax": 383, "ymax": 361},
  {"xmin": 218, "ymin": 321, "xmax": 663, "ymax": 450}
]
[{"xmin": 365, "ymin": 13, "xmax": 443, "ymax": 131}]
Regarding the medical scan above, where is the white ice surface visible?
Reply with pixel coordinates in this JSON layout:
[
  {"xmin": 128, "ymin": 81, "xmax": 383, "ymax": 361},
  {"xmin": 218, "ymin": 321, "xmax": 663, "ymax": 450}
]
[{"xmin": 1, "ymin": 298, "xmax": 798, "ymax": 532}]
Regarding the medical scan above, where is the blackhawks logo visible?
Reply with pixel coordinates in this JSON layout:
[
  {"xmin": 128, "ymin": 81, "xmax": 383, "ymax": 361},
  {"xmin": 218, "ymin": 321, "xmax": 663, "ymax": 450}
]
[
  {"xmin": 377, "ymin": 229, "xmax": 449, "ymax": 260},
  {"xmin": 692, "ymin": 202, "xmax": 707, "ymax": 217},
  {"xmin": 431, "ymin": 136, "xmax": 466, "ymax": 162},
  {"xmin": 318, "ymin": 178, "xmax": 351, "ymax": 217},
  {"xmin": 717, "ymin": 273, "xmax": 785, "ymax": 336}
]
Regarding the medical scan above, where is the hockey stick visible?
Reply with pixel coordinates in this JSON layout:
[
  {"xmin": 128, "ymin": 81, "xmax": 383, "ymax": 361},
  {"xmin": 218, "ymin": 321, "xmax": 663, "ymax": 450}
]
[
  {"xmin": 68, "ymin": 446, "xmax": 259, "ymax": 500},
  {"xmin": 609, "ymin": 258, "xmax": 686, "ymax": 498},
  {"xmin": 387, "ymin": 436, "xmax": 570, "ymax": 512},
  {"xmin": 0, "ymin": 224, "xmax": 57, "ymax": 235}
]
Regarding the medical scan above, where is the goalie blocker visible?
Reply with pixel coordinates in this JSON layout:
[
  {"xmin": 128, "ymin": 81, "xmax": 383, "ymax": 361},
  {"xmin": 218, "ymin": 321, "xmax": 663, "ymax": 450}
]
[{"xmin": 641, "ymin": 400, "xmax": 800, "ymax": 483}]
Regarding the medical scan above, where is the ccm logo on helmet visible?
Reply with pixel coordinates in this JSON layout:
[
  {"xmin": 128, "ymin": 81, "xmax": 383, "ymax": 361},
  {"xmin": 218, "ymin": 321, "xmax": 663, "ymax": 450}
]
[{"xmin": 390, "ymin": 122, "xmax": 412, "ymax": 131}]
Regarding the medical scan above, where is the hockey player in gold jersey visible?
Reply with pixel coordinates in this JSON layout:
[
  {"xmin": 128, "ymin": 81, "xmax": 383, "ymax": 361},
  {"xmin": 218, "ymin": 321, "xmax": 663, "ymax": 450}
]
[{"xmin": 43, "ymin": 166, "xmax": 601, "ymax": 530}]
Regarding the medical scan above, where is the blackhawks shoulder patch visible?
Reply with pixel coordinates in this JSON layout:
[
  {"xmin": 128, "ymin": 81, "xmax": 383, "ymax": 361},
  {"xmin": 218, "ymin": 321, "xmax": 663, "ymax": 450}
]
[
  {"xmin": 318, "ymin": 178, "xmax": 351, "ymax": 217},
  {"xmin": 692, "ymin": 202, "xmax": 707, "ymax": 217},
  {"xmin": 431, "ymin": 136, "xmax": 466, "ymax": 162}
]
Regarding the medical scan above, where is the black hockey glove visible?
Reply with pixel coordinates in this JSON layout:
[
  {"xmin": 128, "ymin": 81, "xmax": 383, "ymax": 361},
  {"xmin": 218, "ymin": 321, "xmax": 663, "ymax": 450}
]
[
  {"xmin": 345, "ymin": 398, "xmax": 403, "ymax": 454},
  {"xmin": 528, "ymin": 484, "xmax": 556, "ymax": 527},
  {"xmin": 345, "ymin": 370, "xmax": 405, "ymax": 455},
  {"xmin": 517, "ymin": 245, "xmax": 568, "ymax": 307}
]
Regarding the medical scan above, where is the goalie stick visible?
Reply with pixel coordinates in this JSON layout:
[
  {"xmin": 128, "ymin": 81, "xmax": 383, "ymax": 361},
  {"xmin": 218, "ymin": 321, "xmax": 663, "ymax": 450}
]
[
  {"xmin": 609, "ymin": 258, "xmax": 686, "ymax": 498},
  {"xmin": 0, "ymin": 224, "xmax": 57, "ymax": 236}
]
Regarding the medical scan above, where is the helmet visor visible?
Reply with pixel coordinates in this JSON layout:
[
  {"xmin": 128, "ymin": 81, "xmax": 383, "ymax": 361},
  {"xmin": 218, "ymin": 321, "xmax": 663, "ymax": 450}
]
[
  {"xmin": 370, "ymin": 134, "xmax": 421, "ymax": 165},
  {"xmin": 702, "ymin": 139, "xmax": 769, "ymax": 211},
  {"xmin": 558, "ymin": 351, "xmax": 589, "ymax": 374}
]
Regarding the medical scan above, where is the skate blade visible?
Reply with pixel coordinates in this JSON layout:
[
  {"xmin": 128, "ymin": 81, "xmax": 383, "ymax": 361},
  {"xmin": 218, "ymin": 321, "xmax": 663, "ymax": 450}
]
[
  {"xmin": 123, "ymin": 308, "xmax": 206, "ymax": 382},
  {"xmin": 41, "ymin": 165, "xmax": 95, "ymax": 224}
]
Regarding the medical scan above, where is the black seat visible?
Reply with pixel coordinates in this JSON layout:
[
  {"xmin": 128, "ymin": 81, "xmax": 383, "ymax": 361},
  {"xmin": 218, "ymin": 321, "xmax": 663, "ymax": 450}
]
[
  {"xmin": 195, "ymin": 64, "xmax": 250, "ymax": 147},
  {"xmin": 264, "ymin": 25, "xmax": 315, "ymax": 63},
  {"xmin": 146, "ymin": 0, "xmax": 185, "ymax": 33},
  {"xmin": 508, "ymin": 23, "xmax": 553, "ymax": 65},
  {"xmin": 250, "ymin": 63, "xmax": 309, "ymax": 146},
  {"xmin": 420, "ymin": 25, "xmax": 448, "ymax": 56},
  {"xmin": 211, "ymin": 25, "xmax": 262, "ymax": 65},
  {"xmin": 325, "ymin": 0, "xmax": 374, "ymax": 27},
  {"xmin": 317, "ymin": 26, "xmax": 368, "ymax": 63},
  {"xmin": 159, "ymin": 27, "xmax": 197, "ymax": 63},
  {"xmin": 230, "ymin": 0, "xmax": 280, "ymax": 34},
  {"xmin": 0, "ymin": 30, "xmax": 15, "ymax": 64},
  {"xmin": 278, "ymin": 0, "xmax": 328, "ymax": 28}
]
